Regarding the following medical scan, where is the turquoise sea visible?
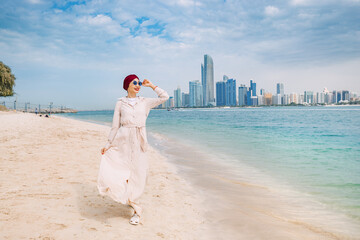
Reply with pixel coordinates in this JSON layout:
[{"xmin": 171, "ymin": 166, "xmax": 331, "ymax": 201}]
[{"xmin": 59, "ymin": 105, "xmax": 360, "ymax": 224}]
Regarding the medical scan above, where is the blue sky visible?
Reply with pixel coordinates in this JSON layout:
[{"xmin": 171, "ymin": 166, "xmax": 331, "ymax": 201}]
[{"xmin": 0, "ymin": 0, "xmax": 359, "ymax": 110}]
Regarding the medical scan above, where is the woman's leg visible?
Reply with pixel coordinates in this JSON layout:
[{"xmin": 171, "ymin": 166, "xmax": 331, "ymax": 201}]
[{"xmin": 128, "ymin": 199, "xmax": 143, "ymax": 216}]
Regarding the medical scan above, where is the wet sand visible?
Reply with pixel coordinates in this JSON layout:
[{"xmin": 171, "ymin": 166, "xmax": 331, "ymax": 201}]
[{"xmin": 148, "ymin": 131, "xmax": 360, "ymax": 240}]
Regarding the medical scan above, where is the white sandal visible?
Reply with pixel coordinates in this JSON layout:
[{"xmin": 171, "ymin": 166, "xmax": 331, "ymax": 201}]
[{"xmin": 129, "ymin": 213, "xmax": 140, "ymax": 225}]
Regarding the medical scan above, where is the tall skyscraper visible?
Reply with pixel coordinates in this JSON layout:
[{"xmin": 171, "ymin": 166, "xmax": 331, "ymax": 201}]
[
  {"xmin": 257, "ymin": 95, "xmax": 264, "ymax": 105},
  {"xmin": 337, "ymin": 91, "xmax": 342, "ymax": 103},
  {"xmin": 182, "ymin": 92, "xmax": 190, "ymax": 107},
  {"xmin": 226, "ymin": 78, "xmax": 236, "ymax": 106},
  {"xmin": 238, "ymin": 85, "xmax": 247, "ymax": 106},
  {"xmin": 283, "ymin": 94, "xmax": 290, "ymax": 105},
  {"xmin": 174, "ymin": 87, "xmax": 182, "ymax": 108},
  {"xmin": 201, "ymin": 54, "xmax": 215, "ymax": 107},
  {"xmin": 325, "ymin": 92, "xmax": 332, "ymax": 104},
  {"xmin": 277, "ymin": 83, "xmax": 284, "ymax": 104},
  {"xmin": 264, "ymin": 93, "xmax": 273, "ymax": 105},
  {"xmin": 290, "ymin": 93, "xmax": 298, "ymax": 104},
  {"xmin": 165, "ymin": 96, "xmax": 174, "ymax": 108},
  {"xmin": 251, "ymin": 96, "xmax": 258, "ymax": 106},
  {"xmin": 304, "ymin": 91, "xmax": 314, "ymax": 104},
  {"xmin": 342, "ymin": 90, "xmax": 350, "ymax": 101},
  {"xmin": 276, "ymin": 83, "xmax": 284, "ymax": 95},
  {"xmin": 247, "ymin": 79, "xmax": 257, "ymax": 105},
  {"xmin": 189, "ymin": 80, "xmax": 203, "ymax": 107},
  {"xmin": 332, "ymin": 90, "xmax": 338, "ymax": 103},
  {"xmin": 323, "ymin": 88, "xmax": 330, "ymax": 104},
  {"xmin": 299, "ymin": 93, "xmax": 304, "ymax": 104},
  {"xmin": 250, "ymin": 80, "xmax": 256, "ymax": 96},
  {"xmin": 316, "ymin": 92, "xmax": 321, "ymax": 104},
  {"xmin": 275, "ymin": 94, "xmax": 282, "ymax": 105},
  {"xmin": 170, "ymin": 97, "xmax": 174, "ymax": 108},
  {"xmin": 216, "ymin": 81, "xmax": 226, "ymax": 106}
]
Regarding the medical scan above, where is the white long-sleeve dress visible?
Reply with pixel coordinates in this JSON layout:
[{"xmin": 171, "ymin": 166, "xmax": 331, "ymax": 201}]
[{"xmin": 97, "ymin": 86, "xmax": 169, "ymax": 215}]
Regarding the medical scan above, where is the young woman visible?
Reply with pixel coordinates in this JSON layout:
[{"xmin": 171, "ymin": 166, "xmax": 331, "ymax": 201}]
[{"xmin": 97, "ymin": 74, "xmax": 169, "ymax": 225}]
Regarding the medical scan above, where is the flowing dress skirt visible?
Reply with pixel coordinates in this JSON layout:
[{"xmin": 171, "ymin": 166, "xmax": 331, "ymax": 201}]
[{"xmin": 97, "ymin": 127, "xmax": 149, "ymax": 215}]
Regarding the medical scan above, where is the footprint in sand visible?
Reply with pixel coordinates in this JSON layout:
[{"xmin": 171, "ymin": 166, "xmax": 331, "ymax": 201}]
[{"xmin": 156, "ymin": 232, "xmax": 165, "ymax": 238}]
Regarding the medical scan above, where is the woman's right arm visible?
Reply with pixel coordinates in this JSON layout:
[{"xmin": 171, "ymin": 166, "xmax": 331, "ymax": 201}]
[{"xmin": 104, "ymin": 100, "xmax": 121, "ymax": 149}]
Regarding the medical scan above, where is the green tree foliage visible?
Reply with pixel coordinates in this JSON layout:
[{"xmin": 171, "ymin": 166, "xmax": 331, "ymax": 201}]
[{"xmin": 0, "ymin": 61, "xmax": 16, "ymax": 97}]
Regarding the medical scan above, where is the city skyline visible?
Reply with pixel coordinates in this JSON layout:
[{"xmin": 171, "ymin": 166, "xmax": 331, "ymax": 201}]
[
  {"xmin": 166, "ymin": 78, "xmax": 358, "ymax": 108},
  {"xmin": 164, "ymin": 54, "xmax": 359, "ymax": 109}
]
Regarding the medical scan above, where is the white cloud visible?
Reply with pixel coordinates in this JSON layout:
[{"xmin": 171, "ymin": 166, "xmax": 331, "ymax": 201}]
[
  {"xmin": 289, "ymin": 0, "xmax": 360, "ymax": 6},
  {"xmin": 83, "ymin": 14, "xmax": 112, "ymax": 26},
  {"xmin": 298, "ymin": 12, "xmax": 316, "ymax": 19},
  {"xmin": 290, "ymin": 0, "xmax": 311, "ymax": 5},
  {"xmin": 163, "ymin": 0, "xmax": 202, "ymax": 7},
  {"xmin": 264, "ymin": 6, "xmax": 280, "ymax": 16},
  {"xmin": 27, "ymin": 0, "xmax": 42, "ymax": 4},
  {"xmin": 77, "ymin": 14, "xmax": 126, "ymax": 36},
  {"xmin": 178, "ymin": 0, "xmax": 202, "ymax": 7}
]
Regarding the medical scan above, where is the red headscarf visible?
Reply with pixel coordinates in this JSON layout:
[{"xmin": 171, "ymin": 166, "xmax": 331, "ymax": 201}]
[{"xmin": 123, "ymin": 74, "xmax": 139, "ymax": 91}]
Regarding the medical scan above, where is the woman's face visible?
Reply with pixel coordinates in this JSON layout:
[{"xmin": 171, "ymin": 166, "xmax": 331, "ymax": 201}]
[{"xmin": 127, "ymin": 78, "xmax": 141, "ymax": 94}]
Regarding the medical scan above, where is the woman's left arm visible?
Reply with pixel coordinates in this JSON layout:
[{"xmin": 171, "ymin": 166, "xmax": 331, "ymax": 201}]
[{"xmin": 104, "ymin": 100, "xmax": 121, "ymax": 149}]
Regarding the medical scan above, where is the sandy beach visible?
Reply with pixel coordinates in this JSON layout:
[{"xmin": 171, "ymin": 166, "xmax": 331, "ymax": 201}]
[
  {"xmin": 1, "ymin": 111, "xmax": 359, "ymax": 240},
  {"xmin": 0, "ymin": 111, "xmax": 209, "ymax": 240}
]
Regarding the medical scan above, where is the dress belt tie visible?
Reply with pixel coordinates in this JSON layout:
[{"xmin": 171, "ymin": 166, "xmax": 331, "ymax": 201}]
[{"xmin": 120, "ymin": 124, "xmax": 147, "ymax": 152}]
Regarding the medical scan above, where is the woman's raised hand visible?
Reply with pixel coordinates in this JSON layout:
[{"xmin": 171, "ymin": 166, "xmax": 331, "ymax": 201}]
[
  {"xmin": 142, "ymin": 79, "xmax": 153, "ymax": 87},
  {"xmin": 143, "ymin": 79, "xmax": 157, "ymax": 90}
]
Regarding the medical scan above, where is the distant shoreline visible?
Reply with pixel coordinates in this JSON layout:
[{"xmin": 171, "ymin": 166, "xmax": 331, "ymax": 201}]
[{"xmin": 66, "ymin": 103, "xmax": 360, "ymax": 112}]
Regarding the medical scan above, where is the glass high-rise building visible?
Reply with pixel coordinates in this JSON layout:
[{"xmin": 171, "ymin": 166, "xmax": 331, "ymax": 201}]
[
  {"xmin": 165, "ymin": 96, "xmax": 174, "ymax": 108},
  {"xmin": 189, "ymin": 80, "xmax": 203, "ymax": 107},
  {"xmin": 317, "ymin": 92, "xmax": 325, "ymax": 104},
  {"xmin": 277, "ymin": 83, "xmax": 284, "ymax": 105},
  {"xmin": 337, "ymin": 91, "xmax": 342, "ymax": 103},
  {"xmin": 201, "ymin": 54, "xmax": 215, "ymax": 107},
  {"xmin": 251, "ymin": 96, "xmax": 258, "ymax": 106},
  {"xmin": 226, "ymin": 78, "xmax": 236, "ymax": 106},
  {"xmin": 250, "ymin": 80, "xmax": 256, "ymax": 96},
  {"xmin": 304, "ymin": 91, "xmax": 314, "ymax": 104},
  {"xmin": 174, "ymin": 87, "xmax": 182, "ymax": 108},
  {"xmin": 273, "ymin": 94, "xmax": 282, "ymax": 105},
  {"xmin": 342, "ymin": 90, "xmax": 350, "ymax": 101},
  {"xmin": 182, "ymin": 92, "xmax": 190, "ymax": 107},
  {"xmin": 247, "ymin": 80, "xmax": 257, "ymax": 105},
  {"xmin": 276, "ymin": 83, "xmax": 284, "ymax": 95},
  {"xmin": 238, "ymin": 84, "xmax": 247, "ymax": 106},
  {"xmin": 332, "ymin": 90, "xmax": 337, "ymax": 103},
  {"xmin": 260, "ymin": 88, "xmax": 265, "ymax": 95},
  {"xmin": 216, "ymin": 81, "xmax": 226, "ymax": 106}
]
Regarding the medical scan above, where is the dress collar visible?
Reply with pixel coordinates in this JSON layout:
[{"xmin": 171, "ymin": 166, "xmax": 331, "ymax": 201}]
[{"xmin": 119, "ymin": 96, "xmax": 144, "ymax": 107}]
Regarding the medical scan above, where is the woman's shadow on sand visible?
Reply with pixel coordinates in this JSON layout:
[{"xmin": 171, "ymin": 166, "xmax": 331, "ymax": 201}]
[{"xmin": 73, "ymin": 182, "xmax": 133, "ymax": 223}]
